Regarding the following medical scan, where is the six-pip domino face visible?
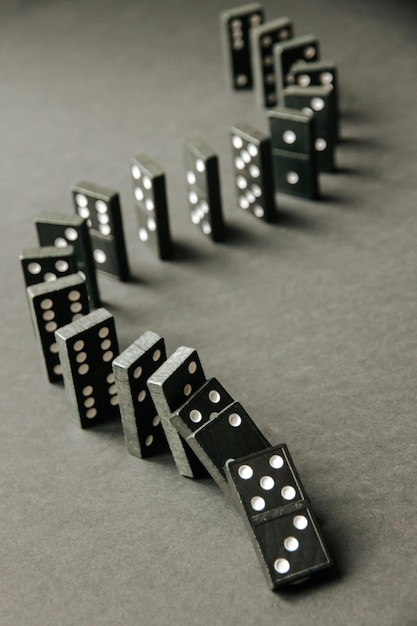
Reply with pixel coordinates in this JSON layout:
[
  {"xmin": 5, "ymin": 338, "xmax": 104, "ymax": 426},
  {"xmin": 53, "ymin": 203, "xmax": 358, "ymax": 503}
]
[
  {"xmin": 55, "ymin": 308, "xmax": 120, "ymax": 428},
  {"xmin": 230, "ymin": 123, "xmax": 276, "ymax": 222}
]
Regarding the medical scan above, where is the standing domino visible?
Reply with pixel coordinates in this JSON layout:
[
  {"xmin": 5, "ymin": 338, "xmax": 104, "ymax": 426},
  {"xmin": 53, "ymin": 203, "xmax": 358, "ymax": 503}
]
[
  {"xmin": 113, "ymin": 331, "xmax": 169, "ymax": 458},
  {"xmin": 183, "ymin": 139, "xmax": 226, "ymax": 242},
  {"xmin": 55, "ymin": 308, "xmax": 120, "ymax": 428},
  {"xmin": 72, "ymin": 181, "xmax": 130, "ymax": 281},
  {"xmin": 20, "ymin": 245, "xmax": 77, "ymax": 288},
  {"xmin": 35, "ymin": 212, "xmax": 100, "ymax": 308},
  {"xmin": 26, "ymin": 273, "xmax": 90, "ymax": 383},
  {"xmin": 230, "ymin": 123, "xmax": 276, "ymax": 221},
  {"xmin": 251, "ymin": 18, "xmax": 293, "ymax": 108},
  {"xmin": 130, "ymin": 154, "xmax": 173, "ymax": 260},
  {"xmin": 220, "ymin": 3, "xmax": 264, "ymax": 90},
  {"xmin": 283, "ymin": 85, "xmax": 337, "ymax": 172},
  {"xmin": 288, "ymin": 60, "xmax": 339, "ymax": 140},
  {"xmin": 273, "ymin": 34, "xmax": 320, "ymax": 104},
  {"xmin": 268, "ymin": 107, "xmax": 319, "ymax": 200}
]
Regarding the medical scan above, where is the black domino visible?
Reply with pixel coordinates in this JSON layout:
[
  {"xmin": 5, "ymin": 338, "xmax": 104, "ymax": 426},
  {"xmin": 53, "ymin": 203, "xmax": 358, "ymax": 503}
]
[
  {"xmin": 288, "ymin": 60, "xmax": 339, "ymax": 140},
  {"xmin": 268, "ymin": 107, "xmax": 319, "ymax": 199},
  {"xmin": 130, "ymin": 154, "xmax": 173, "ymax": 260},
  {"xmin": 171, "ymin": 398, "xmax": 270, "ymax": 496},
  {"xmin": 251, "ymin": 18, "xmax": 293, "ymax": 108},
  {"xmin": 283, "ymin": 85, "xmax": 337, "ymax": 172},
  {"xmin": 273, "ymin": 34, "xmax": 320, "ymax": 104},
  {"xmin": 219, "ymin": 3, "xmax": 264, "ymax": 90},
  {"xmin": 170, "ymin": 378, "xmax": 234, "ymax": 435},
  {"xmin": 230, "ymin": 123, "xmax": 276, "ymax": 221},
  {"xmin": 20, "ymin": 245, "xmax": 78, "ymax": 288},
  {"xmin": 147, "ymin": 346, "xmax": 208, "ymax": 478},
  {"xmin": 26, "ymin": 272, "xmax": 90, "ymax": 383},
  {"xmin": 35, "ymin": 212, "xmax": 100, "ymax": 308},
  {"xmin": 55, "ymin": 308, "xmax": 120, "ymax": 428},
  {"xmin": 112, "ymin": 331, "xmax": 169, "ymax": 458},
  {"xmin": 183, "ymin": 138, "xmax": 226, "ymax": 242},
  {"xmin": 225, "ymin": 444, "xmax": 332, "ymax": 589},
  {"xmin": 72, "ymin": 181, "xmax": 130, "ymax": 281}
]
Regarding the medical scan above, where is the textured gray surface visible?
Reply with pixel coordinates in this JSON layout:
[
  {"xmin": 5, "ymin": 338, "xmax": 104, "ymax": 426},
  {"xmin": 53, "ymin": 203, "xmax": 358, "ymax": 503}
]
[{"xmin": 1, "ymin": 0, "xmax": 417, "ymax": 624}]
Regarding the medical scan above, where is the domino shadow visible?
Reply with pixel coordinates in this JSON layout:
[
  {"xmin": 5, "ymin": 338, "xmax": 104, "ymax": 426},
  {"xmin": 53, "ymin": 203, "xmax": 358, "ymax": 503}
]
[
  {"xmin": 87, "ymin": 417, "xmax": 124, "ymax": 441},
  {"xmin": 273, "ymin": 207, "xmax": 319, "ymax": 232},
  {"xmin": 223, "ymin": 222, "xmax": 264, "ymax": 247},
  {"xmin": 316, "ymin": 191, "xmax": 352, "ymax": 205},
  {"xmin": 171, "ymin": 240, "xmax": 209, "ymax": 263}
]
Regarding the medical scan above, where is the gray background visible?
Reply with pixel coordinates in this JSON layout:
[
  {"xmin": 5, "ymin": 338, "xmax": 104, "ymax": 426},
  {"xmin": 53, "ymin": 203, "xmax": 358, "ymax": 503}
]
[{"xmin": 1, "ymin": 0, "xmax": 417, "ymax": 624}]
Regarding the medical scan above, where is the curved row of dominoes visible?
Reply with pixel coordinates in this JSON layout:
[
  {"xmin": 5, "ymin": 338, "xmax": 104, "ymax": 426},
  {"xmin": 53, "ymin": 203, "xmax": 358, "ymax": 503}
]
[
  {"xmin": 20, "ymin": 9, "xmax": 341, "ymax": 307},
  {"xmin": 23, "ymin": 271, "xmax": 333, "ymax": 590},
  {"xmin": 19, "ymin": 4, "xmax": 340, "ymax": 592}
]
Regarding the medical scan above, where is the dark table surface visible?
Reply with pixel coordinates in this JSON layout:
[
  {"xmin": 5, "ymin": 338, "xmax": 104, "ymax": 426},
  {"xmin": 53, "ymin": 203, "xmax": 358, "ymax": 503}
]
[{"xmin": 1, "ymin": 1, "xmax": 417, "ymax": 624}]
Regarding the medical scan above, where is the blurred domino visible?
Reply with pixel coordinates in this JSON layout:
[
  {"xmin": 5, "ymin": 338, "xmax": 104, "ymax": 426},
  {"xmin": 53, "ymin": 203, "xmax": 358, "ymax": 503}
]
[
  {"xmin": 273, "ymin": 34, "xmax": 320, "ymax": 104},
  {"xmin": 268, "ymin": 107, "xmax": 319, "ymax": 199},
  {"xmin": 251, "ymin": 17, "xmax": 293, "ymax": 108},
  {"xmin": 130, "ymin": 154, "xmax": 173, "ymax": 260},
  {"xmin": 72, "ymin": 181, "xmax": 130, "ymax": 281},
  {"xmin": 220, "ymin": 3, "xmax": 264, "ymax": 90},
  {"xmin": 20, "ymin": 245, "xmax": 77, "ymax": 288},
  {"xmin": 183, "ymin": 138, "xmax": 226, "ymax": 242},
  {"xmin": 230, "ymin": 123, "xmax": 276, "ymax": 221},
  {"xmin": 283, "ymin": 85, "xmax": 337, "ymax": 172},
  {"xmin": 35, "ymin": 212, "xmax": 100, "ymax": 308},
  {"xmin": 288, "ymin": 60, "xmax": 339, "ymax": 140}
]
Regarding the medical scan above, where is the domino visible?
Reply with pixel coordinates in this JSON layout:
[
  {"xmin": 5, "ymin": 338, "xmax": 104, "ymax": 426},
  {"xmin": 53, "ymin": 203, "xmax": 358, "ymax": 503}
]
[
  {"xmin": 35, "ymin": 212, "xmax": 100, "ymax": 308},
  {"xmin": 130, "ymin": 154, "xmax": 173, "ymax": 260},
  {"xmin": 20, "ymin": 245, "xmax": 77, "ymax": 288},
  {"xmin": 219, "ymin": 3, "xmax": 264, "ymax": 90},
  {"xmin": 273, "ymin": 34, "xmax": 320, "ymax": 104},
  {"xmin": 112, "ymin": 331, "xmax": 169, "ymax": 458},
  {"xmin": 230, "ymin": 123, "xmax": 276, "ymax": 221},
  {"xmin": 251, "ymin": 17, "xmax": 293, "ymax": 108},
  {"xmin": 171, "ymin": 378, "xmax": 234, "ymax": 435},
  {"xmin": 55, "ymin": 308, "xmax": 120, "ymax": 428},
  {"xmin": 288, "ymin": 60, "xmax": 339, "ymax": 139},
  {"xmin": 147, "ymin": 346, "xmax": 208, "ymax": 478},
  {"xmin": 26, "ymin": 272, "xmax": 90, "ymax": 383},
  {"xmin": 283, "ymin": 85, "xmax": 337, "ymax": 172},
  {"xmin": 268, "ymin": 107, "xmax": 319, "ymax": 200},
  {"xmin": 183, "ymin": 138, "xmax": 226, "ymax": 242},
  {"xmin": 171, "ymin": 397, "xmax": 270, "ymax": 496},
  {"xmin": 72, "ymin": 181, "xmax": 130, "ymax": 281},
  {"xmin": 225, "ymin": 444, "xmax": 332, "ymax": 589}
]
